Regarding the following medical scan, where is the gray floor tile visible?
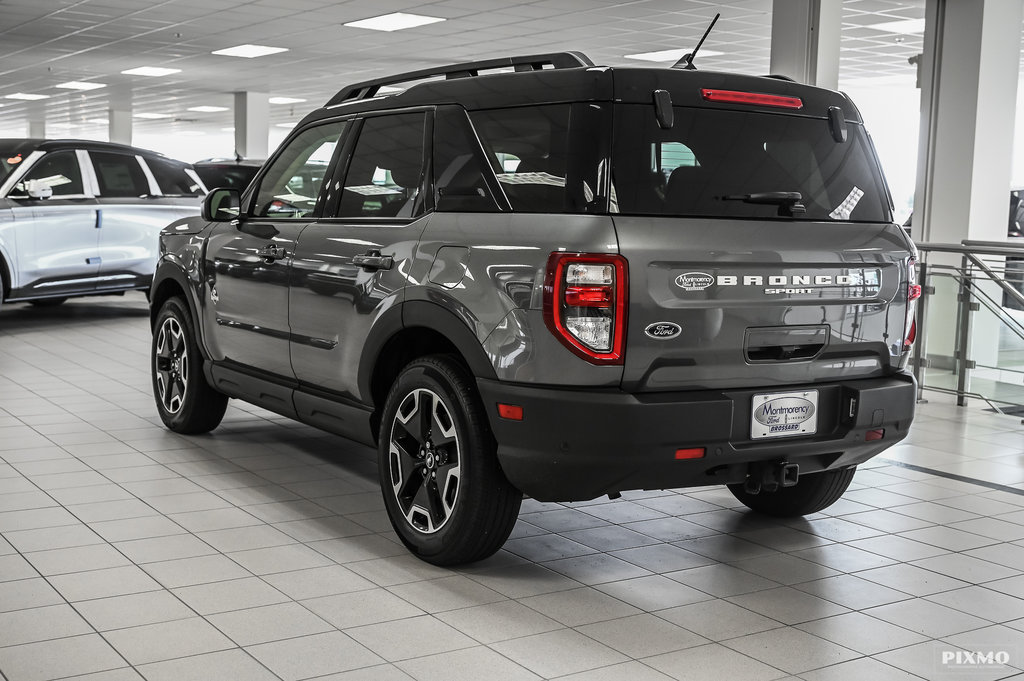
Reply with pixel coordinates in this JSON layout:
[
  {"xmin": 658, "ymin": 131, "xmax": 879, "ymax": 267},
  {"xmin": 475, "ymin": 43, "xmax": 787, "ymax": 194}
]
[
  {"xmin": 104, "ymin": 616, "xmax": 236, "ymax": 664},
  {"xmin": 173, "ymin": 576, "xmax": 289, "ymax": 615},
  {"xmin": 795, "ymin": 611, "xmax": 928, "ymax": 655},
  {"xmin": 0, "ymin": 634, "xmax": 126, "ymax": 681},
  {"xmin": 75, "ymin": 590, "xmax": 196, "ymax": 631},
  {"xmin": 262, "ymin": 565, "xmax": 376, "ymax": 600},
  {"xmin": 246, "ymin": 631, "xmax": 384, "ymax": 681},
  {"xmin": 865, "ymin": 598, "xmax": 992, "ymax": 637},
  {"xmin": 658, "ymin": 598, "xmax": 781, "ymax": 641},
  {"xmin": 301, "ymin": 588, "xmax": 424, "ymax": 629},
  {"xmin": 793, "ymin": 573, "xmax": 914, "ymax": 609},
  {"xmin": 142, "ymin": 553, "xmax": 252, "ymax": 588},
  {"xmin": 0, "ymin": 552, "xmax": 40, "ymax": 582},
  {"xmin": 726, "ymin": 586, "xmax": 849, "ymax": 625},
  {"xmin": 799, "ymin": 656, "xmax": 928, "ymax": 681},
  {"xmin": 927, "ymin": 585, "xmax": 1024, "ymax": 623},
  {"xmin": 435, "ymin": 601, "xmax": 563, "ymax": 644},
  {"xmin": 346, "ymin": 614, "xmax": 477, "ymax": 662},
  {"xmin": 136, "ymin": 649, "xmax": 279, "ymax": 681},
  {"xmin": 856, "ymin": 562, "xmax": 971, "ymax": 596},
  {"xmin": 519, "ymin": 586, "xmax": 641, "ymax": 627},
  {"xmin": 386, "ymin": 574, "xmax": 506, "ymax": 613},
  {"xmin": 578, "ymin": 613, "xmax": 708, "ymax": 658},
  {"xmin": 5, "ymin": 523, "xmax": 105, "ymax": 552},
  {"xmin": 912, "ymin": 552, "xmax": 1020, "ymax": 583},
  {"xmin": 89, "ymin": 516, "xmax": 186, "ymax": 542},
  {"xmin": 0, "ymin": 603, "xmax": 93, "ymax": 646},
  {"xmin": 394, "ymin": 646, "xmax": 539, "ymax": 681},
  {"xmin": 644, "ymin": 642, "xmax": 786, "ymax": 681},
  {"xmin": 0, "ymin": 577, "xmax": 64, "ymax": 612},
  {"xmin": 667, "ymin": 563, "xmax": 780, "ymax": 598},
  {"xmin": 722, "ymin": 627, "xmax": 860, "ymax": 675},
  {"xmin": 594, "ymin": 574, "xmax": 712, "ymax": 611},
  {"xmin": 25, "ymin": 543, "xmax": 131, "ymax": 576},
  {"xmin": 49, "ymin": 564, "xmax": 163, "ymax": 602},
  {"xmin": 208, "ymin": 601, "xmax": 334, "ymax": 646},
  {"xmin": 67, "ymin": 499, "xmax": 159, "ymax": 523},
  {"xmin": 491, "ymin": 629, "xmax": 629, "ymax": 678}
]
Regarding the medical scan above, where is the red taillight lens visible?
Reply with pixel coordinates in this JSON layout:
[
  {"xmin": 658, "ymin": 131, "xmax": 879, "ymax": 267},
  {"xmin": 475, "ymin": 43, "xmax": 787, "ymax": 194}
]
[
  {"xmin": 701, "ymin": 88, "xmax": 803, "ymax": 109},
  {"xmin": 543, "ymin": 253, "xmax": 628, "ymax": 365},
  {"xmin": 498, "ymin": 403, "xmax": 523, "ymax": 421},
  {"xmin": 675, "ymin": 447, "xmax": 706, "ymax": 460},
  {"xmin": 903, "ymin": 257, "xmax": 919, "ymax": 351}
]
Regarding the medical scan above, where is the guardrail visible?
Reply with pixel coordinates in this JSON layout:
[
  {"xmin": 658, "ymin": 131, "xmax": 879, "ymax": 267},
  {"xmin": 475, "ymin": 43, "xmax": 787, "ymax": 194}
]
[{"xmin": 913, "ymin": 239, "xmax": 1024, "ymax": 412}]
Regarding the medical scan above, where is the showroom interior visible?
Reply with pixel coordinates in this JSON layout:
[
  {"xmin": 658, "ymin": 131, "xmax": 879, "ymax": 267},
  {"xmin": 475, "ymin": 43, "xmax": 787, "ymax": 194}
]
[{"xmin": 6, "ymin": 0, "xmax": 1024, "ymax": 680}]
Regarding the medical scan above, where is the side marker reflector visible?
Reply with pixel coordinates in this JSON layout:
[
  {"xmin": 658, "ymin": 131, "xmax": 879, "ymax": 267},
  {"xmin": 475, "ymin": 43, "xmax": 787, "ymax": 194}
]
[
  {"xmin": 866, "ymin": 429, "xmax": 885, "ymax": 441},
  {"xmin": 675, "ymin": 447, "xmax": 705, "ymax": 460},
  {"xmin": 498, "ymin": 403, "xmax": 523, "ymax": 421}
]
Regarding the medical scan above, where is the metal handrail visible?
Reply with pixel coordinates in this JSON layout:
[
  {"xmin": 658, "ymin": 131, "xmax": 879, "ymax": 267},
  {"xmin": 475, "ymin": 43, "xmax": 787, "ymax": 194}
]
[{"xmin": 914, "ymin": 239, "xmax": 1024, "ymax": 411}]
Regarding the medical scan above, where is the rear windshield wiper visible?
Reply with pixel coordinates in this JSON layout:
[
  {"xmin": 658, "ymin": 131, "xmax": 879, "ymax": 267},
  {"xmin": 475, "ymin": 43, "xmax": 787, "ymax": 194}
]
[{"xmin": 720, "ymin": 191, "xmax": 806, "ymax": 216}]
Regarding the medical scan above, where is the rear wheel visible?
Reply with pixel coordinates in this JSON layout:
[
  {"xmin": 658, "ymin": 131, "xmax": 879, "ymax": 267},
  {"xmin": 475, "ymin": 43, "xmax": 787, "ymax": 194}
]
[
  {"xmin": 728, "ymin": 466, "xmax": 857, "ymax": 517},
  {"xmin": 152, "ymin": 297, "xmax": 227, "ymax": 434},
  {"xmin": 378, "ymin": 355, "xmax": 521, "ymax": 566}
]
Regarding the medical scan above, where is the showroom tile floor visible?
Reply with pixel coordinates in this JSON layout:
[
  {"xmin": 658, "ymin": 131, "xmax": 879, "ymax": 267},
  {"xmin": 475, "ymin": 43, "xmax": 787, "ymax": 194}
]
[{"xmin": 3, "ymin": 295, "xmax": 1024, "ymax": 680}]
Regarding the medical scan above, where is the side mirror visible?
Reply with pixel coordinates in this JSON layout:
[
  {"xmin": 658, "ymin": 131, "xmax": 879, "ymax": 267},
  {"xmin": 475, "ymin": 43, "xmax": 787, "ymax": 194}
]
[
  {"xmin": 24, "ymin": 179, "xmax": 53, "ymax": 200},
  {"xmin": 202, "ymin": 187, "xmax": 241, "ymax": 221}
]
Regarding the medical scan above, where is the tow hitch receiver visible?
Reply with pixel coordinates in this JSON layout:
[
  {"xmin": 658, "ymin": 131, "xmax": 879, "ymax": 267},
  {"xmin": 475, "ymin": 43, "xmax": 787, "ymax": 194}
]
[{"xmin": 743, "ymin": 462, "xmax": 800, "ymax": 494}]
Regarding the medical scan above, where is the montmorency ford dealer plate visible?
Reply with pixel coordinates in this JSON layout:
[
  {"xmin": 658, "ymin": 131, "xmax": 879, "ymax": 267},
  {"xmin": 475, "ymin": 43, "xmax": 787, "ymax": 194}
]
[{"xmin": 751, "ymin": 390, "xmax": 819, "ymax": 439}]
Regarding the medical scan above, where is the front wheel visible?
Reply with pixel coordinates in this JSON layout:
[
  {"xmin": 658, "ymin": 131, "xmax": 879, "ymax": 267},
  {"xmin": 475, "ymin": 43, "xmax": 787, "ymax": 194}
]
[
  {"xmin": 728, "ymin": 466, "xmax": 857, "ymax": 517},
  {"xmin": 151, "ymin": 297, "xmax": 227, "ymax": 434},
  {"xmin": 378, "ymin": 356, "xmax": 521, "ymax": 566}
]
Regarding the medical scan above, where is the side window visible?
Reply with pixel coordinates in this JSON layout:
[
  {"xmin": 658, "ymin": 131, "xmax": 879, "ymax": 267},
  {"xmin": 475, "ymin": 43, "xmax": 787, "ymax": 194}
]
[
  {"xmin": 90, "ymin": 151, "xmax": 150, "ymax": 197},
  {"xmin": 13, "ymin": 151, "xmax": 84, "ymax": 197},
  {"xmin": 253, "ymin": 122, "xmax": 347, "ymax": 218},
  {"xmin": 433, "ymin": 107, "xmax": 500, "ymax": 213},
  {"xmin": 337, "ymin": 113, "xmax": 426, "ymax": 219},
  {"xmin": 146, "ymin": 157, "xmax": 204, "ymax": 196},
  {"xmin": 469, "ymin": 105, "xmax": 571, "ymax": 213}
]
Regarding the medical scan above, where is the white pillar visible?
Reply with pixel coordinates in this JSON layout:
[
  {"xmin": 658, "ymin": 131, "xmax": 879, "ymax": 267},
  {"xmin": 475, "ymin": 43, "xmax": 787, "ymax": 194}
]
[
  {"xmin": 28, "ymin": 118, "xmax": 46, "ymax": 138},
  {"xmin": 769, "ymin": 0, "xmax": 842, "ymax": 89},
  {"xmin": 108, "ymin": 84, "xmax": 132, "ymax": 145},
  {"xmin": 914, "ymin": 0, "xmax": 1023, "ymax": 244},
  {"xmin": 234, "ymin": 91, "xmax": 269, "ymax": 159}
]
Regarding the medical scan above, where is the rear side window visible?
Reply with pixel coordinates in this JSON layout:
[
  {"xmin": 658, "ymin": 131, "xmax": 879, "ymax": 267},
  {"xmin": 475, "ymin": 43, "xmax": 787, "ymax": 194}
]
[
  {"xmin": 146, "ymin": 157, "xmax": 204, "ymax": 196},
  {"xmin": 13, "ymin": 151, "xmax": 84, "ymax": 196},
  {"xmin": 337, "ymin": 113, "xmax": 426, "ymax": 219},
  {"xmin": 612, "ymin": 104, "xmax": 890, "ymax": 222},
  {"xmin": 90, "ymin": 151, "xmax": 150, "ymax": 197},
  {"xmin": 433, "ymin": 107, "xmax": 500, "ymax": 212},
  {"xmin": 470, "ymin": 104, "xmax": 607, "ymax": 214}
]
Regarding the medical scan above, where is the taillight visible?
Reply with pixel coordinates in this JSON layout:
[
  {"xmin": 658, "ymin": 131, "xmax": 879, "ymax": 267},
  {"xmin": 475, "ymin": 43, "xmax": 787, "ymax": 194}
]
[
  {"xmin": 543, "ymin": 253, "xmax": 628, "ymax": 364},
  {"xmin": 701, "ymin": 88, "xmax": 803, "ymax": 110},
  {"xmin": 903, "ymin": 256, "xmax": 919, "ymax": 351}
]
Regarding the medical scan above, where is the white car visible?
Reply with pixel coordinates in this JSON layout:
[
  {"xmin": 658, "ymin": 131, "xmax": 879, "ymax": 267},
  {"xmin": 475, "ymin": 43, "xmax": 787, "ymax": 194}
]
[{"xmin": 0, "ymin": 138, "xmax": 205, "ymax": 307}]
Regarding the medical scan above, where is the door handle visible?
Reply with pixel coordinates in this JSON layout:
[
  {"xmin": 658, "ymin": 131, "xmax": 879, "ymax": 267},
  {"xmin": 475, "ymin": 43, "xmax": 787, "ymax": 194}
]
[
  {"xmin": 353, "ymin": 250, "xmax": 394, "ymax": 270},
  {"xmin": 255, "ymin": 244, "xmax": 288, "ymax": 261}
]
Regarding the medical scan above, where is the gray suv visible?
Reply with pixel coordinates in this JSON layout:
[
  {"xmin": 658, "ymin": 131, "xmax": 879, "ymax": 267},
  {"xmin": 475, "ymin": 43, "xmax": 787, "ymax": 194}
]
[
  {"xmin": 150, "ymin": 52, "xmax": 919, "ymax": 565},
  {"xmin": 0, "ymin": 139, "xmax": 204, "ymax": 307}
]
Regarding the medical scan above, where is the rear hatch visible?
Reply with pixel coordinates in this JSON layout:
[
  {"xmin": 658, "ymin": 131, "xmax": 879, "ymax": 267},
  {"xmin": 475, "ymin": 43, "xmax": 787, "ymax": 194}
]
[{"xmin": 609, "ymin": 77, "xmax": 914, "ymax": 392}]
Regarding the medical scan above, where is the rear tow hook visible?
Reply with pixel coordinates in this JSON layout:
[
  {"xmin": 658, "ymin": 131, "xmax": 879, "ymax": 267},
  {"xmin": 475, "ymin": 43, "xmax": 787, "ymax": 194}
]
[{"xmin": 743, "ymin": 462, "xmax": 800, "ymax": 494}]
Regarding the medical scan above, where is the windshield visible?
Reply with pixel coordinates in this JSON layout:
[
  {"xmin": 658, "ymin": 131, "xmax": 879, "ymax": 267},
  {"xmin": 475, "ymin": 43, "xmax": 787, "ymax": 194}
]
[
  {"xmin": 0, "ymin": 140, "xmax": 41, "ymax": 186},
  {"xmin": 612, "ymin": 105, "xmax": 891, "ymax": 222}
]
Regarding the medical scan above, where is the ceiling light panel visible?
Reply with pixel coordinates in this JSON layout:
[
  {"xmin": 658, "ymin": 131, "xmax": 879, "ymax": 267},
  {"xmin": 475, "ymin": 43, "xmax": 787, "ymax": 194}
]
[
  {"xmin": 344, "ymin": 12, "xmax": 446, "ymax": 32},
  {"xmin": 5, "ymin": 93, "xmax": 50, "ymax": 100},
  {"xmin": 56, "ymin": 81, "xmax": 107, "ymax": 90},
  {"xmin": 121, "ymin": 67, "xmax": 181, "ymax": 77},
  {"xmin": 188, "ymin": 106, "xmax": 229, "ymax": 112},
  {"xmin": 868, "ymin": 18, "xmax": 926, "ymax": 34},
  {"xmin": 134, "ymin": 112, "xmax": 172, "ymax": 119},
  {"xmin": 212, "ymin": 44, "xmax": 289, "ymax": 58},
  {"xmin": 269, "ymin": 97, "xmax": 306, "ymax": 104}
]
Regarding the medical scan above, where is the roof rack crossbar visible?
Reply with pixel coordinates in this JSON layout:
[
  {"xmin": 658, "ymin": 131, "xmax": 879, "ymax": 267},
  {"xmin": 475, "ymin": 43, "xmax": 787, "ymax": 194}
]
[{"xmin": 325, "ymin": 51, "xmax": 594, "ymax": 107}]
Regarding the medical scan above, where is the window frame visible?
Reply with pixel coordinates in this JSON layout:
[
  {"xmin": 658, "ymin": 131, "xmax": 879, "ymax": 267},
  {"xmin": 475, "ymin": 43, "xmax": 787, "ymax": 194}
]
[
  {"xmin": 5, "ymin": 149, "xmax": 93, "ymax": 200},
  {"xmin": 85, "ymin": 149, "xmax": 152, "ymax": 199}
]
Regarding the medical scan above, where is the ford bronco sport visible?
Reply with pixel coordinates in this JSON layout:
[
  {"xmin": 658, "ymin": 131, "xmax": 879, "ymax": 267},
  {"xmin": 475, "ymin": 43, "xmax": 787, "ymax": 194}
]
[{"xmin": 149, "ymin": 51, "xmax": 918, "ymax": 565}]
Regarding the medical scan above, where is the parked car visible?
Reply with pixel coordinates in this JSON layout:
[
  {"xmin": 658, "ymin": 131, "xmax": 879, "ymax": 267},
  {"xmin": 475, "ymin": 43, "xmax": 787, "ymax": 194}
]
[
  {"xmin": 192, "ymin": 157, "xmax": 264, "ymax": 192},
  {"xmin": 149, "ymin": 51, "xmax": 918, "ymax": 565},
  {"xmin": 0, "ymin": 139, "xmax": 205, "ymax": 307}
]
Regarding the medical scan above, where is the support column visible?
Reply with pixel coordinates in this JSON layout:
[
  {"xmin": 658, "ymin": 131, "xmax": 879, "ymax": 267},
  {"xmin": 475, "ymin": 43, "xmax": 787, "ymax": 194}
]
[
  {"xmin": 28, "ymin": 118, "xmax": 46, "ymax": 139},
  {"xmin": 234, "ymin": 91, "xmax": 269, "ymax": 159},
  {"xmin": 913, "ymin": 0, "xmax": 1023, "ymax": 244},
  {"xmin": 108, "ymin": 84, "xmax": 133, "ymax": 145},
  {"xmin": 769, "ymin": 0, "xmax": 842, "ymax": 89}
]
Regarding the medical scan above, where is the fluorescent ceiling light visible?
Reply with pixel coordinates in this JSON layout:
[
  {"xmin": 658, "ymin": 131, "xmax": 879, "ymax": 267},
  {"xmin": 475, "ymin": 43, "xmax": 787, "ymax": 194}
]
[
  {"xmin": 134, "ymin": 112, "xmax": 171, "ymax": 119},
  {"xmin": 187, "ymin": 105, "xmax": 229, "ymax": 112},
  {"xmin": 275, "ymin": 123, "xmax": 295, "ymax": 128},
  {"xmin": 212, "ymin": 44, "xmax": 288, "ymax": 58},
  {"xmin": 221, "ymin": 126, "xmax": 235, "ymax": 131},
  {"xmin": 624, "ymin": 48, "xmax": 723, "ymax": 62},
  {"xmin": 5, "ymin": 93, "xmax": 50, "ymax": 100},
  {"xmin": 121, "ymin": 66, "xmax": 181, "ymax": 77},
  {"xmin": 344, "ymin": 12, "xmax": 445, "ymax": 32},
  {"xmin": 868, "ymin": 18, "xmax": 925, "ymax": 34},
  {"xmin": 56, "ymin": 81, "xmax": 106, "ymax": 91},
  {"xmin": 269, "ymin": 96, "xmax": 306, "ymax": 104},
  {"xmin": 87, "ymin": 118, "xmax": 109, "ymax": 125}
]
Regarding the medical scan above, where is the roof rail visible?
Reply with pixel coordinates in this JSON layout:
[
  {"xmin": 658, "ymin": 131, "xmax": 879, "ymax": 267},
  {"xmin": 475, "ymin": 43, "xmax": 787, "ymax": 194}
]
[{"xmin": 325, "ymin": 51, "xmax": 595, "ymax": 107}]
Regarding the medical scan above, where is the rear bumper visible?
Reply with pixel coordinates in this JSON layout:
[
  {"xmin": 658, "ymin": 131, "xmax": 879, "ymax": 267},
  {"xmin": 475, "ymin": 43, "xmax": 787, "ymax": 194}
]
[{"xmin": 477, "ymin": 373, "xmax": 916, "ymax": 502}]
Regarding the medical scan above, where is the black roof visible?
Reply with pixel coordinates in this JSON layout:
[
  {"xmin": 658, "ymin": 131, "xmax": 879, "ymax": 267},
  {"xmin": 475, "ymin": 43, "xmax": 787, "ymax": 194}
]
[{"xmin": 296, "ymin": 52, "xmax": 862, "ymax": 128}]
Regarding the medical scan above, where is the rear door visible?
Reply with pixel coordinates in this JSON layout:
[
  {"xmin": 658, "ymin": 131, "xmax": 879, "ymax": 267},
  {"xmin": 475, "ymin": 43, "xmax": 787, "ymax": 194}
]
[
  {"xmin": 6, "ymin": 149, "xmax": 100, "ymax": 299},
  {"xmin": 610, "ymin": 103, "xmax": 913, "ymax": 393},
  {"xmin": 288, "ymin": 111, "xmax": 430, "ymax": 404},
  {"xmin": 204, "ymin": 121, "xmax": 348, "ymax": 378}
]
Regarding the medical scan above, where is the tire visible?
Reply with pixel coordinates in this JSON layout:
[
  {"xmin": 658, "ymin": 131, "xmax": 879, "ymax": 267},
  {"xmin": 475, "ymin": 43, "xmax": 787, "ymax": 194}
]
[
  {"xmin": 378, "ymin": 355, "xmax": 522, "ymax": 566},
  {"xmin": 728, "ymin": 466, "xmax": 857, "ymax": 517},
  {"xmin": 151, "ymin": 297, "xmax": 228, "ymax": 434},
  {"xmin": 29, "ymin": 297, "xmax": 67, "ymax": 307}
]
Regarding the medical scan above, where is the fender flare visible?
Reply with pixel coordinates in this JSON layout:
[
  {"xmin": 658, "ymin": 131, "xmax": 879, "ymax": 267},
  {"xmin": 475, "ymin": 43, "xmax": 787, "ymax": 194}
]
[{"xmin": 150, "ymin": 260, "xmax": 212, "ymax": 360}]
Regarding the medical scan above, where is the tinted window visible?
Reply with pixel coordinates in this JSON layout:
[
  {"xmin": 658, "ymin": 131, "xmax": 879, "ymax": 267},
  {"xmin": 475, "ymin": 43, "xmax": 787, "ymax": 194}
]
[
  {"xmin": 253, "ymin": 122, "xmax": 346, "ymax": 218},
  {"xmin": 470, "ymin": 104, "xmax": 606, "ymax": 214},
  {"xmin": 147, "ymin": 156, "xmax": 204, "ymax": 196},
  {"xmin": 337, "ymin": 113, "xmax": 426, "ymax": 219},
  {"xmin": 0, "ymin": 140, "xmax": 39, "ymax": 185},
  {"xmin": 14, "ymin": 150, "xmax": 84, "ymax": 196},
  {"xmin": 90, "ymin": 151, "xmax": 149, "ymax": 197},
  {"xmin": 194, "ymin": 164, "xmax": 260, "ymax": 191},
  {"xmin": 612, "ymin": 104, "xmax": 890, "ymax": 222},
  {"xmin": 433, "ymin": 108, "xmax": 500, "ymax": 213}
]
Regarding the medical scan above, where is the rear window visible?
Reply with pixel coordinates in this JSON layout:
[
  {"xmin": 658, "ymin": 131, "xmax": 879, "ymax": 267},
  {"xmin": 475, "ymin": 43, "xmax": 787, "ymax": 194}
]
[
  {"xmin": 612, "ymin": 104, "xmax": 891, "ymax": 222},
  {"xmin": 147, "ymin": 157, "xmax": 205, "ymax": 196}
]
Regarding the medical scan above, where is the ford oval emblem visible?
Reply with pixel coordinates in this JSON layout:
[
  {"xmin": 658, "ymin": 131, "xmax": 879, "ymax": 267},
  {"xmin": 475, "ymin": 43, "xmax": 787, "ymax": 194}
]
[
  {"xmin": 753, "ymin": 397, "xmax": 816, "ymax": 427},
  {"xmin": 675, "ymin": 271, "xmax": 714, "ymax": 291},
  {"xmin": 645, "ymin": 322, "xmax": 681, "ymax": 339}
]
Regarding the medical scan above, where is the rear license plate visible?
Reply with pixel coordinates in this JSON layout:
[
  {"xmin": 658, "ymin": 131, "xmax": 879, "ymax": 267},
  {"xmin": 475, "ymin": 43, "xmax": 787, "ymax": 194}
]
[{"xmin": 751, "ymin": 390, "xmax": 818, "ymax": 439}]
